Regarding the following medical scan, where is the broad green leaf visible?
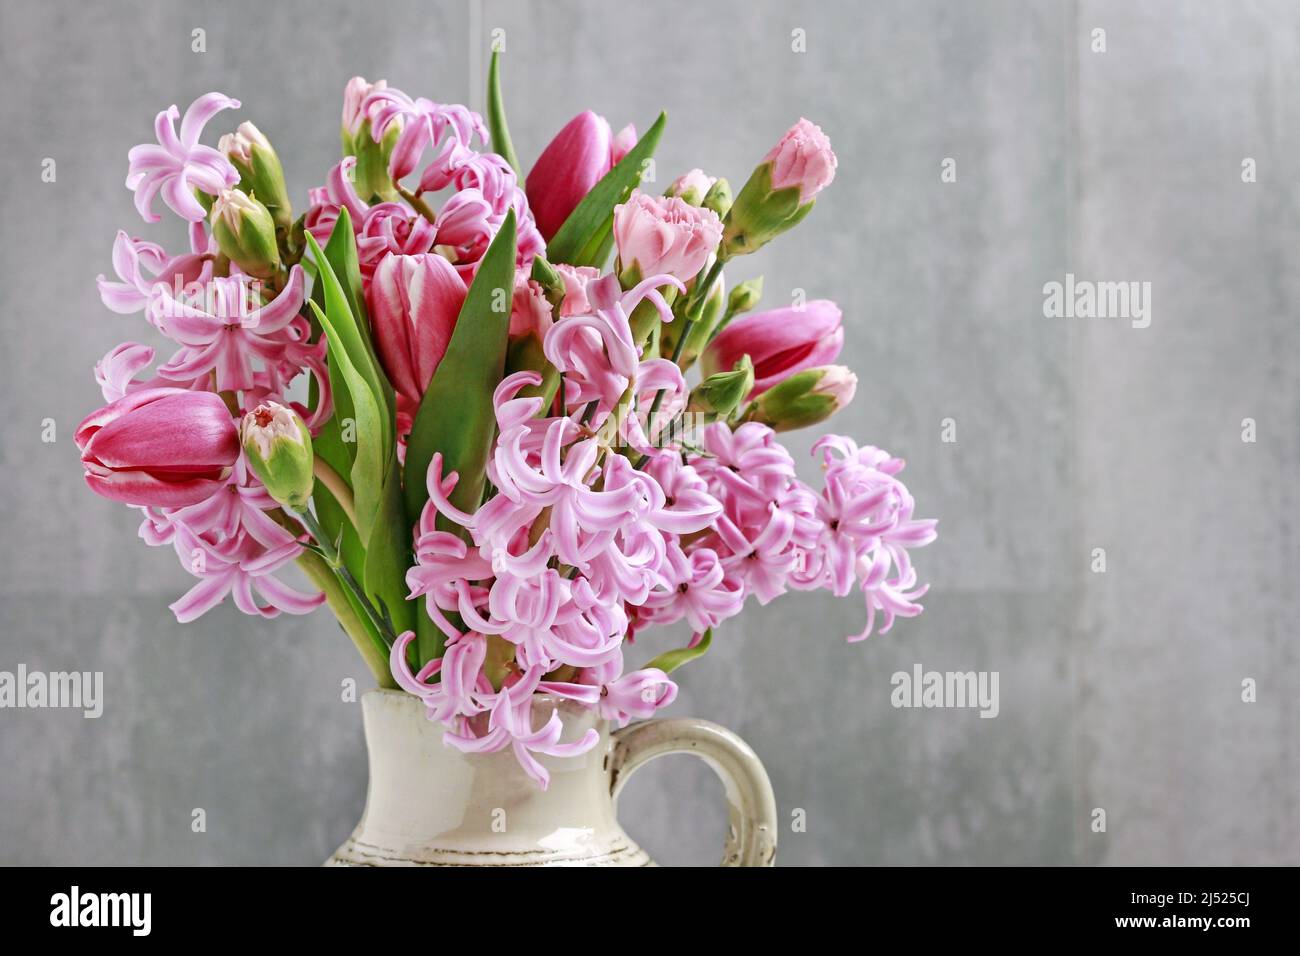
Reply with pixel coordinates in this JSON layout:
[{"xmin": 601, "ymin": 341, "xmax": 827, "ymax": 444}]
[
  {"xmin": 306, "ymin": 240, "xmax": 365, "ymax": 605},
  {"xmin": 403, "ymin": 209, "xmax": 517, "ymax": 524},
  {"xmin": 643, "ymin": 628, "xmax": 713, "ymax": 674},
  {"xmin": 308, "ymin": 294, "xmax": 387, "ymax": 541},
  {"xmin": 321, "ymin": 206, "xmax": 376, "ymax": 343},
  {"xmin": 304, "ymin": 229, "xmax": 393, "ymax": 457},
  {"xmin": 363, "ymin": 459, "xmax": 415, "ymax": 637},
  {"xmin": 486, "ymin": 50, "xmax": 521, "ymax": 177},
  {"xmin": 546, "ymin": 111, "xmax": 666, "ymax": 268}
]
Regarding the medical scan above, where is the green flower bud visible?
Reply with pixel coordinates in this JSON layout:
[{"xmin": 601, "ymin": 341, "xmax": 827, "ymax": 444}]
[
  {"xmin": 348, "ymin": 117, "xmax": 401, "ymax": 203},
  {"xmin": 219, "ymin": 122, "xmax": 293, "ymax": 230},
  {"xmin": 742, "ymin": 365, "xmax": 857, "ymax": 432},
  {"xmin": 726, "ymin": 275, "xmax": 764, "ymax": 318},
  {"xmin": 702, "ymin": 177, "xmax": 733, "ymax": 219},
  {"xmin": 669, "ymin": 272, "xmax": 727, "ymax": 368},
  {"xmin": 721, "ymin": 164, "xmax": 814, "ymax": 259},
  {"xmin": 211, "ymin": 189, "xmax": 281, "ymax": 280},
  {"xmin": 665, "ymin": 169, "xmax": 716, "ymax": 207},
  {"xmin": 240, "ymin": 402, "xmax": 314, "ymax": 512},
  {"xmin": 688, "ymin": 355, "xmax": 754, "ymax": 421}
]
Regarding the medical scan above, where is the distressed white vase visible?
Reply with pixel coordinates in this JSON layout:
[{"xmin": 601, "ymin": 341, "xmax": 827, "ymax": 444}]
[{"xmin": 327, "ymin": 688, "xmax": 778, "ymax": 866}]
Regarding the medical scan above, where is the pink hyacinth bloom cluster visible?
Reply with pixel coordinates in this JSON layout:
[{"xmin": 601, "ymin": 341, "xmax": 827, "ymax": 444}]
[
  {"xmin": 306, "ymin": 76, "xmax": 545, "ymax": 282},
  {"xmin": 395, "ymin": 265, "xmax": 935, "ymax": 786},
  {"xmin": 86, "ymin": 92, "xmax": 333, "ymax": 623}
]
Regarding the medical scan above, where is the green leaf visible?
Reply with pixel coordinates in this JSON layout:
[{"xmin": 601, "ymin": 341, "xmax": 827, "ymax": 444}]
[
  {"xmin": 486, "ymin": 50, "xmax": 521, "ymax": 177},
  {"xmin": 321, "ymin": 205, "xmax": 374, "ymax": 340},
  {"xmin": 315, "ymin": 209, "xmax": 393, "ymax": 432},
  {"xmin": 363, "ymin": 459, "xmax": 415, "ymax": 637},
  {"xmin": 309, "ymin": 295, "xmax": 387, "ymax": 540},
  {"xmin": 403, "ymin": 210, "xmax": 517, "ymax": 666},
  {"xmin": 404, "ymin": 209, "xmax": 517, "ymax": 534},
  {"xmin": 546, "ymin": 111, "xmax": 666, "ymax": 268},
  {"xmin": 643, "ymin": 628, "xmax": 713, "ymax": 674}
]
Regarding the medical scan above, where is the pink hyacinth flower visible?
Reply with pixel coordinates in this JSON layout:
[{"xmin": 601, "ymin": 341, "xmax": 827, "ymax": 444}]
[
  {"xmin": 168, "ymin": 524, "xmax": 321, "ymax": 623},
  {"xmin": 598, "ymin": 668, "xmax": 678, "ymax": 726},
  {"xmin": 97, "ymin": 224, "xmax": 214, "ymax": 315},
  {"xmin": 151, "ymin": 266, "xmax": 306, "ymax": 393},
  {"xmin": 126, "ymin": 92, "xmax": 241, "ymax": 223}
]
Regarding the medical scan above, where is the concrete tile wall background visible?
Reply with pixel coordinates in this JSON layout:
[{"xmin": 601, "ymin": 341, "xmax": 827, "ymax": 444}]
[{"xmin": 0, "ymin": 0, "xmax": 1294, "ymax": 865}]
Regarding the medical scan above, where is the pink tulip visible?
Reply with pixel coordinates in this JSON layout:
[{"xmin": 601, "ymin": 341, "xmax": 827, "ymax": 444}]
[
  {"xmin": 612, "ymin": 190, "xmax": 722, "ymax": 283},
  {"xmin": 764, "ymin": 118, "xmax": 837, "ymax": 203},
  {"xmin": 525, "ymin": 111, "xmax": 624, "ymax": 241},
  {"xmin": 76, "ymin": 388, "xmax": 240, "ymax": 507},
  {"xmin": 699, "ymin": 300, "xmax": 843, "ymax": 396},
  {"xmin": 366, "ymin": 252, "xmax": 467, "ymax": 411}
]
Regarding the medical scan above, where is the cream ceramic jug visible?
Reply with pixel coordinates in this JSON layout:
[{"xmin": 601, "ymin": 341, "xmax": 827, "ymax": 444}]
[{"xmin": 327, "ymin": 688, "xmax": 778, "ymax": 866}]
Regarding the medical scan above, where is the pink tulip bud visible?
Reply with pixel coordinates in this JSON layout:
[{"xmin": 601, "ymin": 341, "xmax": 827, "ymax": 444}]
[
  {"xmin": 525, "ymin": 111, "xmax": 619, "ymax": 241},
  {"xmin": 699, "ymin": 300, "xmax": 843, "ymax": 396},
  {"xmin": 612, "ymin": 190, "xmax": 723, "ymax": 284},
  {"xmin": 75, "ymin": 388, "xmax": 239, "ymax": 507},
  {"xmin": 764, "ymin": 117, "xmax": 837, "ymax": 203},
  {"xmin": 366, "ymin": 252, "xmax": 467, "ymax": 411}
]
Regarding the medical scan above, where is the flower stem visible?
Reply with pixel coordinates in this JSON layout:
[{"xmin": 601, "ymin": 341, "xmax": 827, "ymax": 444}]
[
  {"xmin": 397, "ymin": 185, "xmax": 438, "ymax": 225},
  {"xmin": 296, "ymin": 549, "xmax": 394, "ymax": 687},
  {"xmin": 294, "ymin": 507, "xmax": 399, "ymax": 649},
  {"xmin": 312, "ymin": 456, "xmax": 358, "ymax": 529}
]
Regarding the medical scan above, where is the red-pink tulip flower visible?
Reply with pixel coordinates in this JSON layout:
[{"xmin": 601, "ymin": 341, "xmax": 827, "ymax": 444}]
[
  {"xmin": 366, "ymin": 252, "xmax": 468, "ymax": 411},
  {"xmin": 526, "ymin": 111, "xmax": 626, "ymax": 241},
  {"xmin": 76, "ymin": 388, "xmax": 240, "ymax": 507},
  {"xmin": 699, "ymin": 300, "xmax": 844, "ymax": 396}
]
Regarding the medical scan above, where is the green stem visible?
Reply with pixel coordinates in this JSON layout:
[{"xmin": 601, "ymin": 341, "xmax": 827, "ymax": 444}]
[
  {"xmin": 294, "ymin": 507, "xmax": 399, "ymax": 649},
  {"xmin": 312, "ymin": 456, "xmax": 357, "ymax": 529},
  {"xmin": 643, "ymin": 258, "xmax": 727, "ymax": 436},
  {"xmin": 397, "ymin": 185, "xmax": 438, "ymax": 225},
  {"xmin": 297, "ymin": 549, "xmax": 394, "ymax": 687}
]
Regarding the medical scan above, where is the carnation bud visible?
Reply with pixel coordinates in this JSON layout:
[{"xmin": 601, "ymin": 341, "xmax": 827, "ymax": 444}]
[
  {"xmin": 240, "ymin": 402, "xmax": 314, "ymax": 511},
  {"xmin": 219, "ymin": 122, "xmax": 292, "ymax": 230},
  {"xmin": 687, "ymin": 355, "xmax": 754, "ymax": 421},
  {"xmin": 722, "ymin": 119, "xmax": 836, "ymax": 258},
  {"xmin": 665, "ymin": 168, "xmax": 716, "ymax": 207},
  {"xmin": 211, "ymin": 189, "xmax": 281, "ymax": 280},
  {"xmin": 726, "ymin": 276, "xmax": 764, "ymax": 318},
  {"xmin": 702, "ymin": 177, "xmax": 733, "ymax": 219},
  {"xmin": 742, "ymin": 365, "xmax": 856, "ymax": 432}
]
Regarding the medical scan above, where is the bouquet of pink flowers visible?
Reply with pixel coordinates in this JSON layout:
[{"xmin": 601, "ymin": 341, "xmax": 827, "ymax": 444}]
[{"xmin": 78, "ymin": 59, "xmax": 937, "ymax": 786}]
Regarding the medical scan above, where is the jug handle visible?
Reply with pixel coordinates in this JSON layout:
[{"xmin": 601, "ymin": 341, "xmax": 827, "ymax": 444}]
[{"xmin": 609, "ymin": 718, "xmax": 778, "ymax": 866}]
